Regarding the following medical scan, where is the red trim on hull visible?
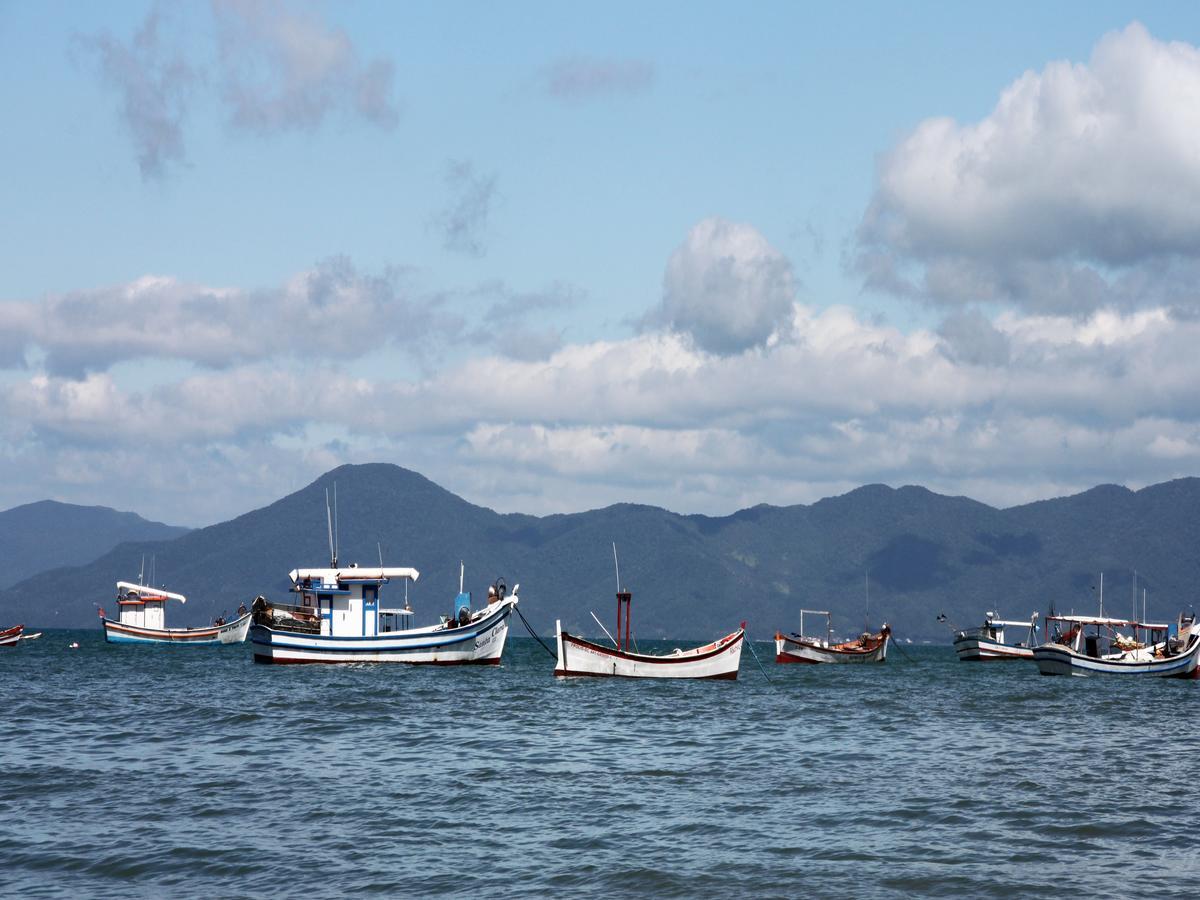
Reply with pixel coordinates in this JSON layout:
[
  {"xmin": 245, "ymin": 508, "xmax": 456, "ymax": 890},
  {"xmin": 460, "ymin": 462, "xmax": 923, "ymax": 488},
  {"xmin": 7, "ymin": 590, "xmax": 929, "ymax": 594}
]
[
  {"xmin": 559, "ymin": 629, "xmax": 743, "ymax": 665},
  {"xmin": 552, "ymin": 667, "xmax": 737, "ymax": 680},
  {"xmin": 775, "ymin": 653, "xmax": 822, "ymax": 664}
]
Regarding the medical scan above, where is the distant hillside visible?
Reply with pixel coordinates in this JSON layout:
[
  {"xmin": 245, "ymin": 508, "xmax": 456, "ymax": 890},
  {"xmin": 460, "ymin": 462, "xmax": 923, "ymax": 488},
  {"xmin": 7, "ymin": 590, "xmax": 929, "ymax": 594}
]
[
  {"xmin": 2, "ymin": 464, "xmax": 1198, "ymax": 642},
  {"xmin": 0, "ymin": 500, "xmax": 189, "ymax": 588}
]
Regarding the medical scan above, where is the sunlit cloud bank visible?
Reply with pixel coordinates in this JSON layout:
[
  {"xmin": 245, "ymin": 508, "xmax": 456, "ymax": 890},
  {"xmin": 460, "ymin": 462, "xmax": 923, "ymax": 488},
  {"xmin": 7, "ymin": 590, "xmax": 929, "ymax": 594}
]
[{"xmin": 4, "ymin": 261, "xmax": 1200, "ymax": 524}]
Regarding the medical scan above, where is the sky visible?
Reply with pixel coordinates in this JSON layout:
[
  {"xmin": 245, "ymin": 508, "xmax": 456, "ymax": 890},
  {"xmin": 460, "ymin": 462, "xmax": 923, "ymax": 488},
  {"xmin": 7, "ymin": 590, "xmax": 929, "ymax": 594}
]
[{"xmin": 3, "ymin": 1, "xmax": 1200, "ymax": 526}]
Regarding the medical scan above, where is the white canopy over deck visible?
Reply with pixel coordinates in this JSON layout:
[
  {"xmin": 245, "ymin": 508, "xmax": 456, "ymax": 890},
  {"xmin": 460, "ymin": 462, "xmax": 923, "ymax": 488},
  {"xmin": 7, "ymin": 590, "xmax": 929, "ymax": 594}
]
[
  {"xmin": 289, "ymin": 567, "xmax": 420, "ymax": 586},
  {"xmin": 1046, "ymin": 614, "xmax": 1170, "ymax": 629},
  {"xmin": 115, "ymin": 581, "xmax": 187, "ymax": 603}
]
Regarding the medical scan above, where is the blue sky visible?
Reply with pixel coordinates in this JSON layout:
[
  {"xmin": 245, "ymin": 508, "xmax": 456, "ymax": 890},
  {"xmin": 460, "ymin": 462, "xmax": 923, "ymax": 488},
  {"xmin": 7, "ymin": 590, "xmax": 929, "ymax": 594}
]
[{"xmin": 3, "ymin": 1, "xmax": 1200, "ymax": 525}]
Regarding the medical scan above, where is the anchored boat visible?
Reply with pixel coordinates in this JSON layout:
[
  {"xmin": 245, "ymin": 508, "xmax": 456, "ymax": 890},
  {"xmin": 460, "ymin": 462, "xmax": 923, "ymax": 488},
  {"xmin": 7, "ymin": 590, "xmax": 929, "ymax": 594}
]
[
  {"xmin": 774, "ymin": 609, "xmax": 890, "ymax": 664},
  {"xmin": 249, "ymin": 565, "xmax": 517, "ymax": 665},
  {"xmin": 99, "ymin": 582, "xmax": 251, "ymax": 645},
  {"xmin": 1033, "ymin": 611, "xmax": 1200, "ymax": 677},
  {"xmin": 953, "ymin": 612, "xmax": 1039, "ymax": 661},
  {"xmin": 553, "ymin": 585, "xmax": 744, "ymax": 679},
  {"xmin": 0, "ymin": 624, "xmax": 23, "ymax": 648}
]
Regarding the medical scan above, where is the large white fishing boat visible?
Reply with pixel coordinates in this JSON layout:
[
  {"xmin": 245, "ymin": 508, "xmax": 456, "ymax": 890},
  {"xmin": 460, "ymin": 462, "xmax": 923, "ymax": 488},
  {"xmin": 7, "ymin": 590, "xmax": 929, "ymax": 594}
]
[
  {"xmin": 1033, "ymin": 611, "xmax": 1200, "ymax": 677},
  {"xmin": 953, "ymin": 612, "xmax": 1039, "ymax": 661},
  {"xmin": 774, "ymin": 609, "xmax": 890, "ymax": 664},
  {"xmin": 99, "ymin": 582, "xmax": 251, "ymax": 645},
  {"xmin": 249, "ymin": 566, "xmax": 517, "ymax": 665}
]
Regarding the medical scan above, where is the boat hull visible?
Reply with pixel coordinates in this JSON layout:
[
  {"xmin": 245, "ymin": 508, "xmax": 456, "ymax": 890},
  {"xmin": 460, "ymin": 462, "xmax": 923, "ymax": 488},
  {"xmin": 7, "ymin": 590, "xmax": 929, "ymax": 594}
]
[
  {"xmin": 774, "ymin": 634, "xmax": 888, "ymax": 664},
  {"xmin": 553, "ymin": 622, "xmax": 744, "ymax": 679},
  {"xmin": 954, "ymin": 636, "xmax": 1034, "ymax": 661},
  {"xmin": 250, "ymin": 598, "xmax": 515, "ymax": 664},
  {"xmin": 0, "ymin": 625, "xmax": 23, "ymax": 648},
  {"xmin": 1033, "ymin": 638, "xmax": 1200, "ymax": 678},
  {"xmin": 102, "ymin": 612, "xmax": 252, "ymax": 645}
]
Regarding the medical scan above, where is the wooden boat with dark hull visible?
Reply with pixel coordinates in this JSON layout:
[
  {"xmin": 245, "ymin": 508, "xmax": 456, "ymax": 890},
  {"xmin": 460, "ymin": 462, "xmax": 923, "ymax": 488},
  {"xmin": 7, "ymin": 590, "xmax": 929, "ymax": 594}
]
[{"xmin": 0, "ymin": 624, "xmax": 23, "ymax": 648}]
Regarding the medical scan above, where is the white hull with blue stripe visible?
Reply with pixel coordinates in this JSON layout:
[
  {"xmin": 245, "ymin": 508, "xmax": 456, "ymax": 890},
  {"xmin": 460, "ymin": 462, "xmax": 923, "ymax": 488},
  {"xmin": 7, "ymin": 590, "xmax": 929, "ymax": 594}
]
[{"xmin": 1034, "ymin": 611, "xmax": 1200, "ymax": 678}]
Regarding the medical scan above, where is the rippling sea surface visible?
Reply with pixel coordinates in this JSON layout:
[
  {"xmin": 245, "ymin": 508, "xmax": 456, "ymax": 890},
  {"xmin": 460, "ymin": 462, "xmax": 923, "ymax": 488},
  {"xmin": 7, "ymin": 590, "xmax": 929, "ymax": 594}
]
[{"xmin": 3, "ymin": 631, "xmax": 1198, "ymax": 898}]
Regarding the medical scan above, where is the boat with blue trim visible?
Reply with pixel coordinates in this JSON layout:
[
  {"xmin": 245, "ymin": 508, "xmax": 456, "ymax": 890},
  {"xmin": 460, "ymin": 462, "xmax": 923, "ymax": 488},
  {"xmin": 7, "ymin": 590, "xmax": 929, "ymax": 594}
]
[
  {"xmin": 249, "ymin": 565, "xmax": 518, "ymax": 665},
  {"xmin": 99, "ymin": 581, "xmax": 252, "ymax": 645},
  {"xmin": 1033, "ymin": 611, "xmax": 1200, "ymax": 677}
]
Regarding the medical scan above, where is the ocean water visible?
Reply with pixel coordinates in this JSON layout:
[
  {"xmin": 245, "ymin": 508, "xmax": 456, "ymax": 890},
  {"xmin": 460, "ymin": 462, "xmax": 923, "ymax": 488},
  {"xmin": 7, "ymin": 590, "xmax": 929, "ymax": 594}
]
[{"xmin": 2, "ymin": 632, "xmax": 1197, "ymax": 898}]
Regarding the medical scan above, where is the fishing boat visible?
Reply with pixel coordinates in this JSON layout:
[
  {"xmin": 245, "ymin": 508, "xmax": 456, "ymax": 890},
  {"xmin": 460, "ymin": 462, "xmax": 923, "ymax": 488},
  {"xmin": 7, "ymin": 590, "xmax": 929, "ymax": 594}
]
[
  {"xmin": 249, "ymin": 566, "xmax": 518, "ymax": 665},
  {"xmin": 953, "ymin": 612, "xmax": 1039, "ymax": 661},
  {"xmin": 1032, "ymin": 611, "xmax": 1200, "ymax": 677},
  {"xmin": 0, "ymin": 624, "xmax": 23, "ymax": 648},
  {"xmin": 99, "ymin": 582, "xmax": 252, "ymax": 645},
  {"xmin": 553, "ymin": 584, "xmax": 744, "ymax": 679},
  {"xmin": 774, "ymin": 609, "xmax": 890, "ymax": 664}
]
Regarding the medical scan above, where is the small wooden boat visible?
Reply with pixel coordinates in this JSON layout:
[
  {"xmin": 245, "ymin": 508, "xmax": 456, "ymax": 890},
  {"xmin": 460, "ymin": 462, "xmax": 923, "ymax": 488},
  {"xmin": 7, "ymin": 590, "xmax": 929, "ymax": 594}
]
[
  {"xmin": 1033, "ymin": 611, "xmax": 1200, "ymax": 678},
  {"xmin": 553, "ymin": 588, "xmax": 744, "ymax": 679},
  {"xmin": 953, "ymin": 612, "xmax": 1039, "ymax": 661},
  {"xmin": 0, "ymin": 624, "xmax": 23, "ymax": 648},
  {"xmin": 99, "ymin": 581, "xmax": 251, "ymax": 645},
  {"xmin": 774, "ymin": 609, "xmax": 890, "ymax": 664}
]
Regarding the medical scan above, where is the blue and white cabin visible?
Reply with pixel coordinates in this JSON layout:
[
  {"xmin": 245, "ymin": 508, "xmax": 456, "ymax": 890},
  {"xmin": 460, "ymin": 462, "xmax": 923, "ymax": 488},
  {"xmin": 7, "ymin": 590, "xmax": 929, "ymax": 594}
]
[{"xmin": 288, "ymin": 565, "xmax": 420, "ymax": 638}]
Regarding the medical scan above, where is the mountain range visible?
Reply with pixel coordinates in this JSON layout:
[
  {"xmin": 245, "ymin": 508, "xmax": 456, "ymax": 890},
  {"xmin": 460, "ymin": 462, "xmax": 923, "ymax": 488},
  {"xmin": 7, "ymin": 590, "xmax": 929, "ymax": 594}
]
[
  {"xmin": 0, "ymin": 500, "xmax": 188, "ymax": 589},
  {"xmin": 2, "ymin": 463, "xmax": 1198, "ymax": 641}
]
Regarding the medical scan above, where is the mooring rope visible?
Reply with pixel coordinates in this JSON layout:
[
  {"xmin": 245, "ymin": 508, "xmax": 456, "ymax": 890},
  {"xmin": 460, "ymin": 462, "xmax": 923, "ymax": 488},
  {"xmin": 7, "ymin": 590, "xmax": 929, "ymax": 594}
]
[
  {"xmin": 743, "ymin": 632, "xmax": 774, "ymax": 686},
  {"xmin": 515, "ymin": 604, "xmax": 558, "ymax": 660}
]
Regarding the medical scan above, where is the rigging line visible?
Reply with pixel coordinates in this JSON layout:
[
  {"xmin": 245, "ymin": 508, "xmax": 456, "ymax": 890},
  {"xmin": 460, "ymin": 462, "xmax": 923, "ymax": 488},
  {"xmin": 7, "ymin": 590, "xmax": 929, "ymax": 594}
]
[
  {"xmin": 743, "ymin": 632, "xmax": 774, "ymax": 686},
  {"xmin": 887, "ymin": 633, "xmax": 915, "ymax": 662},
  {"xmin": 514, "ymin": 604, "xmax": 557, "ymax": 661}
]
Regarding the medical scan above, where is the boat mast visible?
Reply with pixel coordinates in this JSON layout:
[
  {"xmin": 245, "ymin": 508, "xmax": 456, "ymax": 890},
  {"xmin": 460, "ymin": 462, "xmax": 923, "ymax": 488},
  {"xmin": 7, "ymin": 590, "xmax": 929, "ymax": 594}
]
[
  {"xmin": 325, "ymin": 487, "xmax": 337, "ymax": 568},
  {"xmin": 1132, "ymin": 570, "xmax": 1137, "ymax": 622},
  {"xmin": 1099, "ymin": 571, "xmax": 1104, "ymax": 618},
  {"xmin": 613, "ymin": 542, "xmax": 630, "ymax": 652}
]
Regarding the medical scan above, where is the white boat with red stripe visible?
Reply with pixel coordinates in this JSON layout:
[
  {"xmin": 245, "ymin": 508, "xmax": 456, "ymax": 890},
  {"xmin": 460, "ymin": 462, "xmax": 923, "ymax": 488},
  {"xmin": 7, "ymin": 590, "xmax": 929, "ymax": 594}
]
[
  {"xmin": 553, "ymin": 584, "xmax": 744, "ymax": 680},
  {"xmin": 0, "ymin": 624, "xmax": 23, "ymax": 648},
  {"xmin": 99, "ymin": 581, "xmax": 251, "ymax": 645},
  {"xmin": 774, "ymin": 609, "xmax": 890, "ymax": 664}
]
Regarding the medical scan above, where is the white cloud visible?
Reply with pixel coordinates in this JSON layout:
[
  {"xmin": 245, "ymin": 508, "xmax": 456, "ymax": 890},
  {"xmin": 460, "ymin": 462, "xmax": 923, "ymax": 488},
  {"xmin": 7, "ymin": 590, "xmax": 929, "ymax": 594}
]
[
  {"xmin": 212, "ymin": 0, "xmax": 399, "ymax": 133},
  {"xmin": 76, "ymin": 7, "xmax": 197, "ymax": 179},
  {"xmin": 858, "ymin": 22, "xmax": 1200, "ymax": 313},
  {"xmin": 542, "ymin": 57, "xmax": 655, "ymax": 101},
  {"xmin": 432, "ymin": 160, "xmax": 498, "ymax": 257},
  {"xmin": 7, "ymin": 279, "xmax": 1200, "ymax": 523},
  {"xmin": 0, "ymin": 258, "xmax": 453, "ymax": 376},
  {"xmin": 650, "ymin": 217, "xmax": 798, "ymax": 355}
]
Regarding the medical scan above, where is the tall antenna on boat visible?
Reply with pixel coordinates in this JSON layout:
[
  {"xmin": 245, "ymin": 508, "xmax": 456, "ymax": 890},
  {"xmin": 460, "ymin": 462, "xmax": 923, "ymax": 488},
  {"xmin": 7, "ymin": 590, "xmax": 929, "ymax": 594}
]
[
  {"xmin": 459, "ymin": 560, "xmax": 465, "ymax": 594},
  {"xmin": 1099, "ymin": 571, "xmax": 1104, "ymax": 618},
  {"xmin": 333, "ymin": 482, "xmax": 339, "ymax": 567},
  {"xmin": 139, "ymin": 554, "xmax": 145, "ymax": 586},
  {"xmin": 378, "ymin": 542, "xmax": 384, "ymax": 569},
  {"xmin": 1132, "ymin": 570, "xmax": 1137, "ymax": 622},
  {"xmin": 325, "ymin": 487, "xmax": 337, "ymax": 568},
  {"xmin": 612, "ymin": 542, "xmax": 621, "ymax": 593},
  {"xmin": 865, "ymin": 572, "xmax": 870, "ymax": 633}
]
